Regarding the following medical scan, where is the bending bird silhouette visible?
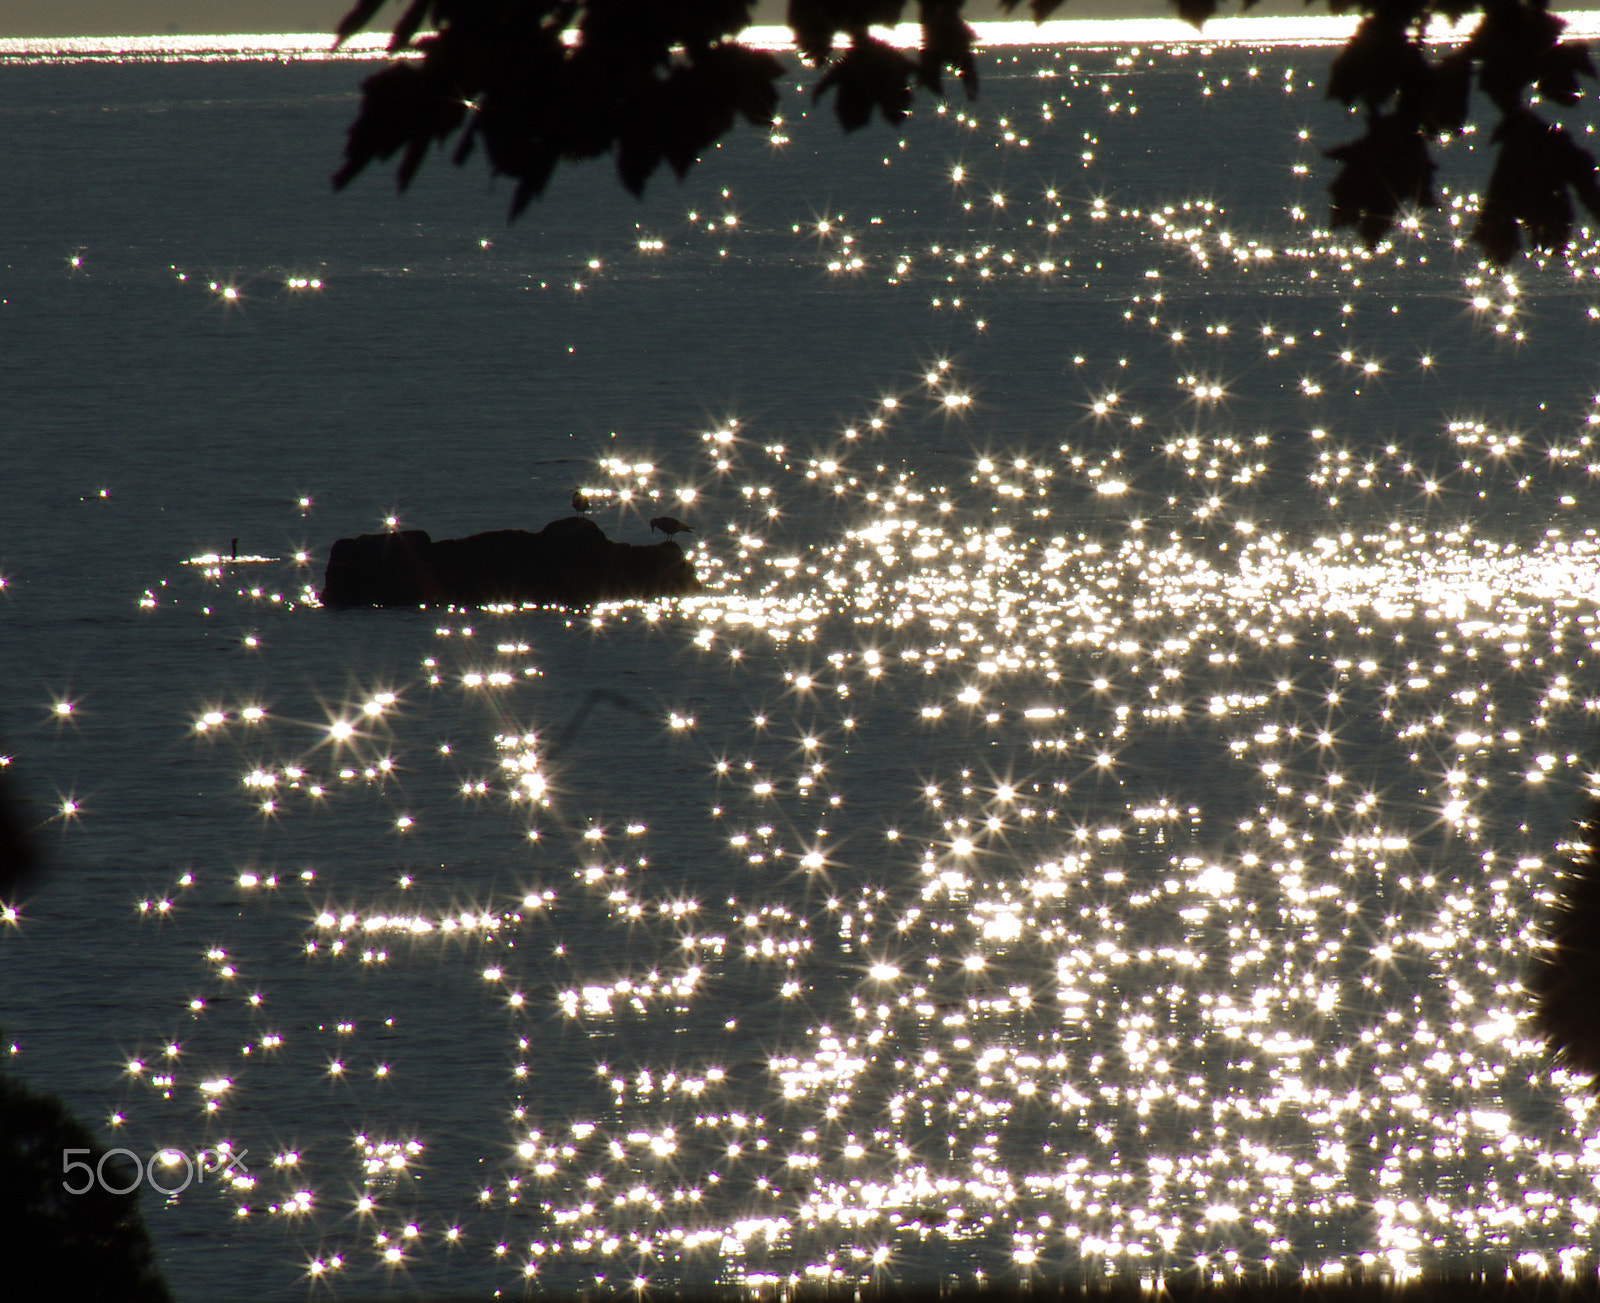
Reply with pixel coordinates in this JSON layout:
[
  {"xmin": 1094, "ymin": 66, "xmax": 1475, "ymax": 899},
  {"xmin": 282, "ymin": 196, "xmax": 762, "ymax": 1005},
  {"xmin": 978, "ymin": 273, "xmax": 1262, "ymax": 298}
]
[{"xmin": 650, "ymin": 516, "xmax": 692, "ymax": 540}]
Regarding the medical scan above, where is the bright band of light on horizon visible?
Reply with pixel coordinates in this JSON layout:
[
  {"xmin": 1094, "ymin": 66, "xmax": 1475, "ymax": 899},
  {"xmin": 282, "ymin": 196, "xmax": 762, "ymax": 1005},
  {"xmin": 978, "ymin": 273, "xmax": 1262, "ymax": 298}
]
[{"xmin": 8, "ymin": 13, "xmax": 1600, "ymax": 61}]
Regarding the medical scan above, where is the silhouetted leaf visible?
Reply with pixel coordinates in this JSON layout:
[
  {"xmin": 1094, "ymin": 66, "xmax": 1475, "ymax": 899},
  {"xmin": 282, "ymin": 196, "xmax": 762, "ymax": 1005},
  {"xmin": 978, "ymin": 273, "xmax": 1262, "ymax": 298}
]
[
  {"xmin": 1534, "ymin": 40, "xmax": 1595, "ymax": 106},
  {"xmin": 918, "ymin": 0, "xmax": 977, "ymax": 98},
  {"xmin": 1327, "ymin": 14, "xmax": 1426, "ymax": 109},
  {"xmin": 508, "ymin": 149, "xmax": 559, "ymax": 216},
  {"xmin": 451, "ymin": 114, "xmax": 480, "ymax": 165},
  {"xmin": 388, "ymin": 0, "xmax": 434, "ymax": 52},
  {"xmin": 472, "ymin": 26, "xmax": 566, "ymax": 206},
  {"xmin": 333, "ymin": 56, "xmax": 471, "ymax": 191},
  {"xmin": 614, "ymin": 135, "xmax": 664, "ymax": 196},
  {"xmin": 1325, "ymin": 110, "xmax": 1437, "ymax": 247},
  {"xmin": 615, "ymin": 45, "xmax": 782, "ymax": 194},
  {"xmin": 790, "ymin": 0, "xmax": 905, "ymax": 61},
  {"xmin": 329, "ymin": 0, "xmax": 1600, "ymax": 266},
  {"xmin": 1172, "ymin": 0, "xmax": 1219, "ymax": 27},
  {"xmin": 584, "ymin": 0, "xmax": 757, "ymax": 62},
  {"xmin": 695, "ymin": 41, "xmax": 785, "ymax": 125},
  {"xmin": 815, "ymin": 36, "xmax": 917, "ymax": 130},
  {"xmin": 1473, "ymin": 109, "xmax": 1600, "ymax": 258},
  {"xmin": 1425, "ymin": 46, "xmax": 1472, "ymax": 132},
  {"xmin": 1471, "ymin": 1, "xmax": 1576, "ymax": 112},
  {"xmin": 335, "ymin": 0, "xmax": 393, "ymax": 46},
  {"xmin": 992, "ymin": 0, "xmax": 1066, "ymax": 19}
]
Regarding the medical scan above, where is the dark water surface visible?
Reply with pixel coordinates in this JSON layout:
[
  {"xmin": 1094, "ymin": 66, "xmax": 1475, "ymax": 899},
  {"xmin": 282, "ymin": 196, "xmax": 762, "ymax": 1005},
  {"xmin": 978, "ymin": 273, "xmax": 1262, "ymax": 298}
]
[{"xmin": 4, "ymin": 33, "xmax": 1600, "ymax": 1300}]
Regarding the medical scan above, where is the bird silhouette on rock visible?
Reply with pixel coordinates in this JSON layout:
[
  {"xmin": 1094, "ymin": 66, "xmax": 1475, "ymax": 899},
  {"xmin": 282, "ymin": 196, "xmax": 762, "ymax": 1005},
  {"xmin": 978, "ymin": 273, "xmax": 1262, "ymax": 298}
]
[
  {"xmin": 571, "ymin": 487, "xmax": 592, "ymax": 514},
  {"xmin": 650, "ymin": 516, "xmax": 692, "ymax": 541}
]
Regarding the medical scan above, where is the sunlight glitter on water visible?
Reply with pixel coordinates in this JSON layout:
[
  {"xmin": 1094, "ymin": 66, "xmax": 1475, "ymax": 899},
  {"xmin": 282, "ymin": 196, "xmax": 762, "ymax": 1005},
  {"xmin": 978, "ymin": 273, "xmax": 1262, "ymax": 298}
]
[
  {"xmin": 0, "ymin": 32, "xmax": 393, "ymax": 63},
  {"xmin": 10, "ymin": 29, "xmax": 1600, "ymax": 1298},
  {"xmin": 128, "ymin": 405, "xmax": 1600, "ymax": 1286}
]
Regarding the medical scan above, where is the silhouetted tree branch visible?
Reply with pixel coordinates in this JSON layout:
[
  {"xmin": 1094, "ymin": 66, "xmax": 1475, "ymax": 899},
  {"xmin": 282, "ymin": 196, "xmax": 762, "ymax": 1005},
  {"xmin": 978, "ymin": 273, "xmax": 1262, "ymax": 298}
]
[
  {"xmin": 0, "ymin": 1069, "xmax": 172, "ymax": 1302},
  {"xmin": 1531, "ymin": 792, "xmax": 1600, "ymax": 1081},
  {"xmin": 331, "ymin": 0, "xmax": 1598, "ymax": 263},
  {"xmin": 0, "ymin": 755, "xmax": 171, "ymax": 1298}
]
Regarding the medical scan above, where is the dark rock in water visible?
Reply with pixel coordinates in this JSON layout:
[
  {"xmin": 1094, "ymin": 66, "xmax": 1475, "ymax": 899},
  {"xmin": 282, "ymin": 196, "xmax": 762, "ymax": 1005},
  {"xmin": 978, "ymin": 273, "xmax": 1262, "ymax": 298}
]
[
  {"xmin": 320, "ymin": 518, "xmax": 701, "ymax": 608},
  {"xmin": 321, "ymin": 529, "xmax": 441, "ymax": 606}
]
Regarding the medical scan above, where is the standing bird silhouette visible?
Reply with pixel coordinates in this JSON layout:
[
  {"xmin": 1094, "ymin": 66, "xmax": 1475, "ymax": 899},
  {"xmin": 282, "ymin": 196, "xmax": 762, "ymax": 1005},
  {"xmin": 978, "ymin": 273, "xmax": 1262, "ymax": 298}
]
[
  {"xmin": 649, "ymin": 516, "xmax": 692, "ymax": 541},
  {"xmin": 571, "ymin": 487, "xmax": 592, "ymax": 514}
]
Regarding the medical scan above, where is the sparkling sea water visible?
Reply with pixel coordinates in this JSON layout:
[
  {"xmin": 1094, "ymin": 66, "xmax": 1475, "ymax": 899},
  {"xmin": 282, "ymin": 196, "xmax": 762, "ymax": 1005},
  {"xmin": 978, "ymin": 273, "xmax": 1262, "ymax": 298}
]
[{"xmin": 4, "ymin": 26, "xmax": 1600, "ymax": 1300}]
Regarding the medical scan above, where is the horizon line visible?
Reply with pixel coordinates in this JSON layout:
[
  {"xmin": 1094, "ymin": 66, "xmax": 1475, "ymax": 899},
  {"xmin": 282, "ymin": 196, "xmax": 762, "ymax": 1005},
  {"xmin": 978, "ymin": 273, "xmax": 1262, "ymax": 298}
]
[{"xmin": 8, "ymin": 13, "xmax": 1600, "ymax": 61}]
